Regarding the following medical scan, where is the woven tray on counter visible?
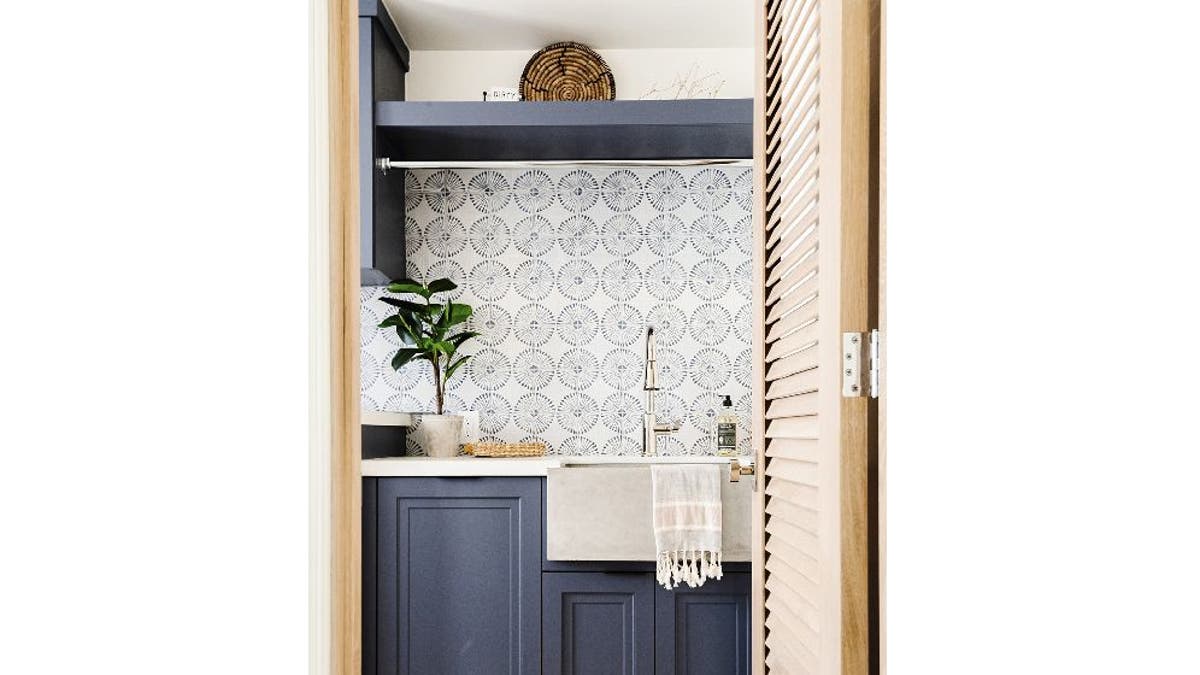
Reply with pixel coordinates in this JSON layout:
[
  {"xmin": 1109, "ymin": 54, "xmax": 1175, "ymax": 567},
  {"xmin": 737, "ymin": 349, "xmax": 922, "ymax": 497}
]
[{"xmin": 464, "ymin": 441, "xmax": 547, "ymax": 458}]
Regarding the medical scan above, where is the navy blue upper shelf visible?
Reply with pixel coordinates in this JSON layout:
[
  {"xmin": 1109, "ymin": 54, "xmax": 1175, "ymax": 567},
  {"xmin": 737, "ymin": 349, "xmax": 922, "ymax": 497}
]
[{"xmin": 373, "ymin": 99, "xmax": 753, "ymax": 162}]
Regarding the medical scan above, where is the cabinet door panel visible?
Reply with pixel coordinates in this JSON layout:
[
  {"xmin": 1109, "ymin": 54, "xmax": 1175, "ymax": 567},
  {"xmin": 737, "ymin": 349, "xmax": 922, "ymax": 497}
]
[
  {"xmin": 374, "ymin": 477, "xmax": 540, "ymax": 675},
  {"xmin": 543, "ymin": 572, "xmax": 654, "ymax": 675},
  {"xmin": 655, "ymin": 573, "xmax": 751, "ymax": 675}
]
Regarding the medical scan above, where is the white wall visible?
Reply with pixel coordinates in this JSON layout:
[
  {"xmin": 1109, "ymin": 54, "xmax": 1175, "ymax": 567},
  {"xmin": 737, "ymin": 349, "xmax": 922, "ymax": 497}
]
[{"xmin": 406, "ymin": 48, "xmax": 753, "ymax": 101}]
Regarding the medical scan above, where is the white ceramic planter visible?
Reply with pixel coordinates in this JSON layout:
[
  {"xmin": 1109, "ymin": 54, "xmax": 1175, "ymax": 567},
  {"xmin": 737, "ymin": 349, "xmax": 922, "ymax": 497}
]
[{"xmin": 419, "ymin": 414, "xmax": 463, "ymax": 458}]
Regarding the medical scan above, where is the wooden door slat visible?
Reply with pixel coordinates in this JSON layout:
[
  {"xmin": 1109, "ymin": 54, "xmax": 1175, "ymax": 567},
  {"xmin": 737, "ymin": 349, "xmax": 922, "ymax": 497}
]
[
  {"xmin": 765, "ymin": 368, "xmax": 820, "ymax": 400},
  {"xmin": 766, "ymin": 288, "xmax": 817, "ymax": 325},
  {"xmin": 765, "ymin": 316, "xmax": 819, "ymax": 358},
  {"xmin": 766, "ymin": 261, "xmax": 818, "ymax": 308},
  {"xmin": 765, "ymin": 415, "xmax": 819, "ymax": 439}
]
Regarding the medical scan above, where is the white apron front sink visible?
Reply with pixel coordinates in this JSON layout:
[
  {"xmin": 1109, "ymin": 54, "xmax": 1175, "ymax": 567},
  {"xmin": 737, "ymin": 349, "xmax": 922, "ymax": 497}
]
[{"xmin": 546, "ymin": 458, "xmax": 754, "ymax": 562}]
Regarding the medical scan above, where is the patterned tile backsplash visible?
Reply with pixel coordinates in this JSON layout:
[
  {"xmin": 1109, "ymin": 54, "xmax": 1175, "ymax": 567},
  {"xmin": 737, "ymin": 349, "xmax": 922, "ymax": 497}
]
[{"xmin": 361, "ymin": 166, "xmax": 753, "ymax": 456}]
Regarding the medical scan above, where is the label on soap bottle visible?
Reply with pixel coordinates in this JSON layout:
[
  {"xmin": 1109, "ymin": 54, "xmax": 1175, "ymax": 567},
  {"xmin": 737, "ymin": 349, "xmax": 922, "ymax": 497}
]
[{"xmin": 716, "ymin": 422, "xmax": 738, "ymax": 455}]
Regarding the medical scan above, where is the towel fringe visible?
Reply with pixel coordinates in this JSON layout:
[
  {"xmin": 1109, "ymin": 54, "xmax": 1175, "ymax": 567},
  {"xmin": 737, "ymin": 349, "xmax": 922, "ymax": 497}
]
[{"xmin": 656, "ymin": 549, "xmax": 724, "ymax": 589}]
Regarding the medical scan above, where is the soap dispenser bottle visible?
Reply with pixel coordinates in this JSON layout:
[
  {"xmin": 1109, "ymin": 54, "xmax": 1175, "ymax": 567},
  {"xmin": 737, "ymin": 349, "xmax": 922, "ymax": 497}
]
[{"xmin": 715, "ymin": 394, "xmax": 739, "ymax": 456}]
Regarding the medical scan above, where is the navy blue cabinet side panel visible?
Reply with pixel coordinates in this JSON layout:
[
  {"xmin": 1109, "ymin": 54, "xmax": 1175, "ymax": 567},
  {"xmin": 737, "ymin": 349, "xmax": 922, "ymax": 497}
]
[
  {"xmin": 358, "ymin": 17, "xmax": 376, "ymax": 280},
  {"xmin": 358, "ymin": 5, "xmax": 408, "ymax": 286},
  {"xmin": 371, "ymin": 21, "xmax": 406, "ymax": 100},
  {"xmin": 655, "ymin": 573, "xmax": 751, "ymax": 675},
  {"xmin": 362, "ymin": 479, "xmax": 378, "ymax": 675},
  {"xmin": 542, "ymin": 572, "xmax": 654, "ymax": 675},
  {"xmin": 368, "ymin": 18, "xmax": 407, "ymax": 284},
  {"xmin": 374, "ymin": 477, "xmax": 540, "ymax": 675},
  {"xmin": 359, "ymin": 0, "xmax": 411, "ymax": 72}
]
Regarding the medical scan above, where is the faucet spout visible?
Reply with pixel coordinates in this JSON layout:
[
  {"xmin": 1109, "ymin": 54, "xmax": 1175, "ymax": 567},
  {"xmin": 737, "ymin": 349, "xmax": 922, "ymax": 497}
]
[
  {"xmin": 643, "ymin": 327, "xmax": 677, "ymax": 456},
  {"xmin": 643, "ymin": 327, "xmax": 658, "ymax": 391}
]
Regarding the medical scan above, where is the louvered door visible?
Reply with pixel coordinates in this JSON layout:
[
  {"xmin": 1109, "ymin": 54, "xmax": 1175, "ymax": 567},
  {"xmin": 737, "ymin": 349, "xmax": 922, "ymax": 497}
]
[{"xmin": 751, "ymin": 0, "xmax": 877, "ymax": 674}]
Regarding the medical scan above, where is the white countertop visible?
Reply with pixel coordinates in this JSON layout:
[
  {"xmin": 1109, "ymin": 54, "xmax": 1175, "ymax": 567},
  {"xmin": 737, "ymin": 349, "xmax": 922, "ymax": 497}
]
[{"xmin": 361, "ymin": 454, "xmax": 754, "ymax": 477}]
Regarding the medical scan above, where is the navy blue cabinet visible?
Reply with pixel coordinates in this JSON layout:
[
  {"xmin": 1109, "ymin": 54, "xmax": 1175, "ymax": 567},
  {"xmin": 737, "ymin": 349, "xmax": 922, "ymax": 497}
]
[
  {"xmin": 655, "ymin": 574, "xmax": 752, "ymax": 675},
  {"xmin": 542, "ymin": 573, "xmax": 655, "ymax": 675},
  {"xmin": 366, "ymin": 477, "xmax": 541, "ymax": 674},
  {"xmin": 366, "ymin": 476, "xmax": 751, "ymax": 675}
]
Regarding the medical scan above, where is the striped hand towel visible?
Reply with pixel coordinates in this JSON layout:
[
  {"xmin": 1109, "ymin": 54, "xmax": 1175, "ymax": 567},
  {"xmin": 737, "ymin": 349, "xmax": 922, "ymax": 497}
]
[{"xmin": 651, "ymin": 463, "xmax": 723, "ymax": 589}]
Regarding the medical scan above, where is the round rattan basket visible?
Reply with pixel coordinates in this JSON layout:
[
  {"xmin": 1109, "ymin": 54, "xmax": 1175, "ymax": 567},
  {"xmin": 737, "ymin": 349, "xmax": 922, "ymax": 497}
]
[{"xmin": 519, "ymin": 42, "xmax": 615, "ymax": 101}]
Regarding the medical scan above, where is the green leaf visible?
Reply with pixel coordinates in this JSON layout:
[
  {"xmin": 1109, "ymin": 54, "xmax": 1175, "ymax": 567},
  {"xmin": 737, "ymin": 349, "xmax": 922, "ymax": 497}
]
[
  {"xmin": 427, "ymin": 315, "xmax": 447, "ymax": 341},
  {"xmin": 386, "ymin": 279, "xmax": 430, "ymax": 298},
  {"xmin": 379, "ymin": 298, "xmax": 427, "ymax": 315},
  {"xmin": 393, "ymin": 319, "xmax": 418, "ymax": 344},
  {"xmin": 440, "ymin": 302, "xmax": 473, "ymax": 328},
  {"xmin": 381, "ymin": 300, "xmax": 436, "ymax": 330},
  {"xmin": 448, "ymin": 331, "xmax": 480, "ymax": 348},
  {"xmin": 375, "ymin": 315, "xmax": 412, "ymax": 345},
  {"xmin": 390, "ymin": 348, "xmax": 420, "ymax": 371},
  {"xmin": 427, "ymin": 278, "xmax": 458, "ymax": 294},
  {"xmin": 379, "ymin": 313, "xmax": 412, "ymax": 329},
  {"xmin": 430, "ymin": 340, "xmax": 457, "ymax": 357},
  {"xmin": 381, "ymin": 310, "xmax": 420, "ymax": 341},
  {"xmin": 444, "ymin": 355, "xmax": 471, "ymax": 382}
]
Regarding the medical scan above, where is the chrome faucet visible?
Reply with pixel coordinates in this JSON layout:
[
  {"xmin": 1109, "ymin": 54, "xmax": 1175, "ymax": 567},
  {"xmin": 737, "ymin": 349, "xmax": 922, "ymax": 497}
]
[{"xmin": 643, "ymin": 327, "xmax": 680, "ymax": 456}]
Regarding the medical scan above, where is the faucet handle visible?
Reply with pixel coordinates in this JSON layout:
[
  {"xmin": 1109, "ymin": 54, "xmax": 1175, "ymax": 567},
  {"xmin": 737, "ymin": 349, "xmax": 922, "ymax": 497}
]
[{"xmin": 654, "ymin": 418, "xmax": 682, "ymax": 434}]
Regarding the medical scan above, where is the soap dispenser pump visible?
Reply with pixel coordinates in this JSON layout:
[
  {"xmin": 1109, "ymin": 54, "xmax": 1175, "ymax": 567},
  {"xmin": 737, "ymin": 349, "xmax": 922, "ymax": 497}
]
[{"xmin": 715, "ymin": 394, "xmax": 738, "ymax": 456}]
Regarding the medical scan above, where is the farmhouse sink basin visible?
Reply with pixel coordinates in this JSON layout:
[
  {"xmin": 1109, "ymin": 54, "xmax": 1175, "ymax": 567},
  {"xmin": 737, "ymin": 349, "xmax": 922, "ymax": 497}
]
[{"xmin": 546, "ymin": 458, "xmax": 754, "ymax": 562}]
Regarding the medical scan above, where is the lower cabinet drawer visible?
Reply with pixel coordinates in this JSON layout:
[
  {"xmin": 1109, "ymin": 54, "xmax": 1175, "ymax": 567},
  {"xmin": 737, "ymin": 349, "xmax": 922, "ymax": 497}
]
[{"xmin": 543, "ymin": 572, "xmax": 655, "ymax": 675}]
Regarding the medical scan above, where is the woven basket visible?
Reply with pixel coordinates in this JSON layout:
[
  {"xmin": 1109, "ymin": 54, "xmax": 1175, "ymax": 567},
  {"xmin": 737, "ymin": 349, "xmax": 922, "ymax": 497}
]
[
  {"xmin": 520, "ymin": 42, "xmax": 615, "ymax": 101},
  {"xmin": 464, "ymin": 441, "xmax": 547, "ymax": 458}
]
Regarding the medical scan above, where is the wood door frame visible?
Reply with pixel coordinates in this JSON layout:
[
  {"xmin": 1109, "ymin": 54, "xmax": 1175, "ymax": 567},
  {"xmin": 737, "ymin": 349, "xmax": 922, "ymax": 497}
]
[
  {"xmin": 876, "ymin": 3, "xmax": 886, "ymax": 671},
  {"xmin": 312, "ymin": 1, "xmax": 360, "ymax": 674},
  {"xmin": 838, "ymin": 3, "xmax": 877, "ymax": 673}
]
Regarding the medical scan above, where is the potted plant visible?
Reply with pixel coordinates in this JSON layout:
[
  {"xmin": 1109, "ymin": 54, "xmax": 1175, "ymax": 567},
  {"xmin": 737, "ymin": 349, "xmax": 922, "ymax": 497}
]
[{"xmin": 379, "ymin": 277, "xmax": 479, "ymax": 457}]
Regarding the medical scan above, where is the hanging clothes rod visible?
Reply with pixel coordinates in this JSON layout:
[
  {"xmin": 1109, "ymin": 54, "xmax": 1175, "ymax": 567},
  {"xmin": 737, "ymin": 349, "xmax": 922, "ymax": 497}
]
[{"xmin": 376, "ymin": 157, "xmax": 752, "ymax": 173}]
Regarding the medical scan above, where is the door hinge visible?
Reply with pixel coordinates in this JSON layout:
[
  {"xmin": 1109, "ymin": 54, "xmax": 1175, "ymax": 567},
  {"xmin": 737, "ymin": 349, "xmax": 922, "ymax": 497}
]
[
  {"xmin": 842, "ymin": 332, "xmax": 864, "ymax": 397},
  {"xmin": 842, "ymin": 330, "xmax": 881, "ymax": 399},
  {"xmin": 869, "ymin": 328, "xmax": 881, "ymax": 399}
]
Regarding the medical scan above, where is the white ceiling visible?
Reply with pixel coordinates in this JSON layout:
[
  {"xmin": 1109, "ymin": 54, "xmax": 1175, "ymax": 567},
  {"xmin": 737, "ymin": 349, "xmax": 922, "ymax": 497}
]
[{"xmin": 381, "ymin": 0, "xmax": 753, "ymax": 50}]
